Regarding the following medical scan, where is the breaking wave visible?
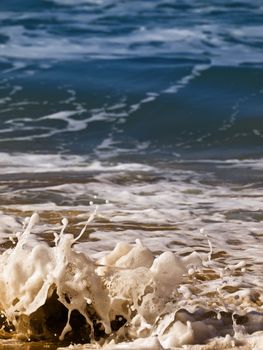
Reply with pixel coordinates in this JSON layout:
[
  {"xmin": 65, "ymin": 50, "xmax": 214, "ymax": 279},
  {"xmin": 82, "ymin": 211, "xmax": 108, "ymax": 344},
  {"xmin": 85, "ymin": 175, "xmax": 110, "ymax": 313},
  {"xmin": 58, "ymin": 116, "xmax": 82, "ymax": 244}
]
[{"xmin": 1, "ymin": 212, "xmax": 263, "ymax": 349}]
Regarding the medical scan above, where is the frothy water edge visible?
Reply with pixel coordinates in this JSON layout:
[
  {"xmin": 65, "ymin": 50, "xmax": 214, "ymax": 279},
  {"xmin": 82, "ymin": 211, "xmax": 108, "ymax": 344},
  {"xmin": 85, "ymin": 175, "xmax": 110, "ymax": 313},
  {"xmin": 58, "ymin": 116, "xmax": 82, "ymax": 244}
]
[{"xmin": 0, "ymin": 211, "xmax": 263, "ymax": 350}]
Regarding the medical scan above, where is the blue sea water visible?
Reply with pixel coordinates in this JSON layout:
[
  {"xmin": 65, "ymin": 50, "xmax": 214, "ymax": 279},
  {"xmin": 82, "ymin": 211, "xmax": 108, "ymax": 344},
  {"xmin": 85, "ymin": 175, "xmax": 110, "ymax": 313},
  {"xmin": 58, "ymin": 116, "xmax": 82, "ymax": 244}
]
[
  {"xmin": 0, "ymin": 0, "xmax": 262, "ymax": 160},
  {"xmin": 0, "ymin": 2, "xmax": 263, "ymax": 349}
]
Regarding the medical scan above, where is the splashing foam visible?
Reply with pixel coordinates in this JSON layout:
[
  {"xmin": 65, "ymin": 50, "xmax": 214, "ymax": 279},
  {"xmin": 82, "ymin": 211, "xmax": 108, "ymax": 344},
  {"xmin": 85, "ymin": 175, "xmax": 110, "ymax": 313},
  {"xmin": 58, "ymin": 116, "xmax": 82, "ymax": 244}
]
[{"xmin": 0, "ymin": 212, "xmax": 263, "ymax": 349}]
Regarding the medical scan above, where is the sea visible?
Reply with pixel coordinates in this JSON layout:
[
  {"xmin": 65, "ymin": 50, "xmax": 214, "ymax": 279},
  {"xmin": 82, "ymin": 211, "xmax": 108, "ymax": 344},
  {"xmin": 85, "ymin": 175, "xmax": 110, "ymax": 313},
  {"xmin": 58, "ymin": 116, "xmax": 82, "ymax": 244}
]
[{"xmin": 0, "ymin": 0, "xmax": 262, "ymax": 349}]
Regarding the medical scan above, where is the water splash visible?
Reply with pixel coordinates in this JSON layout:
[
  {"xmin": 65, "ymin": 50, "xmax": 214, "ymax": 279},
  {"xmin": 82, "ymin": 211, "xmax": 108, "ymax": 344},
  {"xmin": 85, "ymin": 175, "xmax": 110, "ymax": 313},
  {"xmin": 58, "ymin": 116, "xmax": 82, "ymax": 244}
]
[{"xmin": 0, "ymin": 212, "xmax": 263, "ymax": 349}]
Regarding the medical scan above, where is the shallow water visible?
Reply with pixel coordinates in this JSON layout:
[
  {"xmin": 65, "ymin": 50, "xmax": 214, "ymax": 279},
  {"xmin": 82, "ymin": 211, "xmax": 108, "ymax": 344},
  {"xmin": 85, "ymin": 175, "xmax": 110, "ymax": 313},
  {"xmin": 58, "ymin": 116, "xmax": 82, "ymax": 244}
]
[
  {"xmin": 0, "ymin": 156, "xmax": 262, "ymax": 349},
  {"xmin": 0, "ymin": 0, "xmax": 263, "ymax": 348}
]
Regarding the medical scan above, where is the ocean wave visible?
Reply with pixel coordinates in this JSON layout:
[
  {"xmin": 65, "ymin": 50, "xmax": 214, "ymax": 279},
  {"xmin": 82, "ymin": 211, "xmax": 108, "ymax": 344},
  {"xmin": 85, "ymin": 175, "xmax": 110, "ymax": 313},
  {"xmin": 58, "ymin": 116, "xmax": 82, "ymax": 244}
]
[
  {"xmin": 0, "ymin": 1, "xmax": 262, "ymax": 64},
  {"xmin": 0, "ymin": 212, "xmax": 263, "ymax": 349}
]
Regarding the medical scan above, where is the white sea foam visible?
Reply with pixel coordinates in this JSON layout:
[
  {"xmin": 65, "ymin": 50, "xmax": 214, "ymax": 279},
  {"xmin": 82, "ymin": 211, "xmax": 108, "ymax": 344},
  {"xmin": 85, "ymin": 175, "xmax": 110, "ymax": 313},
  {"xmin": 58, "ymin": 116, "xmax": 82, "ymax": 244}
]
[
  {"xmin": 163, "ymin": 64, "xmax": 209, "ymax": 94},
  {"xmin": 0, "ymin": 153, "xmax": 262, "ymax": 282},
  {"xmin": 0, "ymin": 151, "xmax": 262, "ymax": 349},
  {"xmin": 0, "ymin": 152, "xmax": 154, "ymax": 174},
  {"xmin": 0, "ymin": 212, "xmax": 263, "ymax": 349},
  {"xmin": 39, "ymin": 111, "xmax": 87, "ymax": 132}
]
